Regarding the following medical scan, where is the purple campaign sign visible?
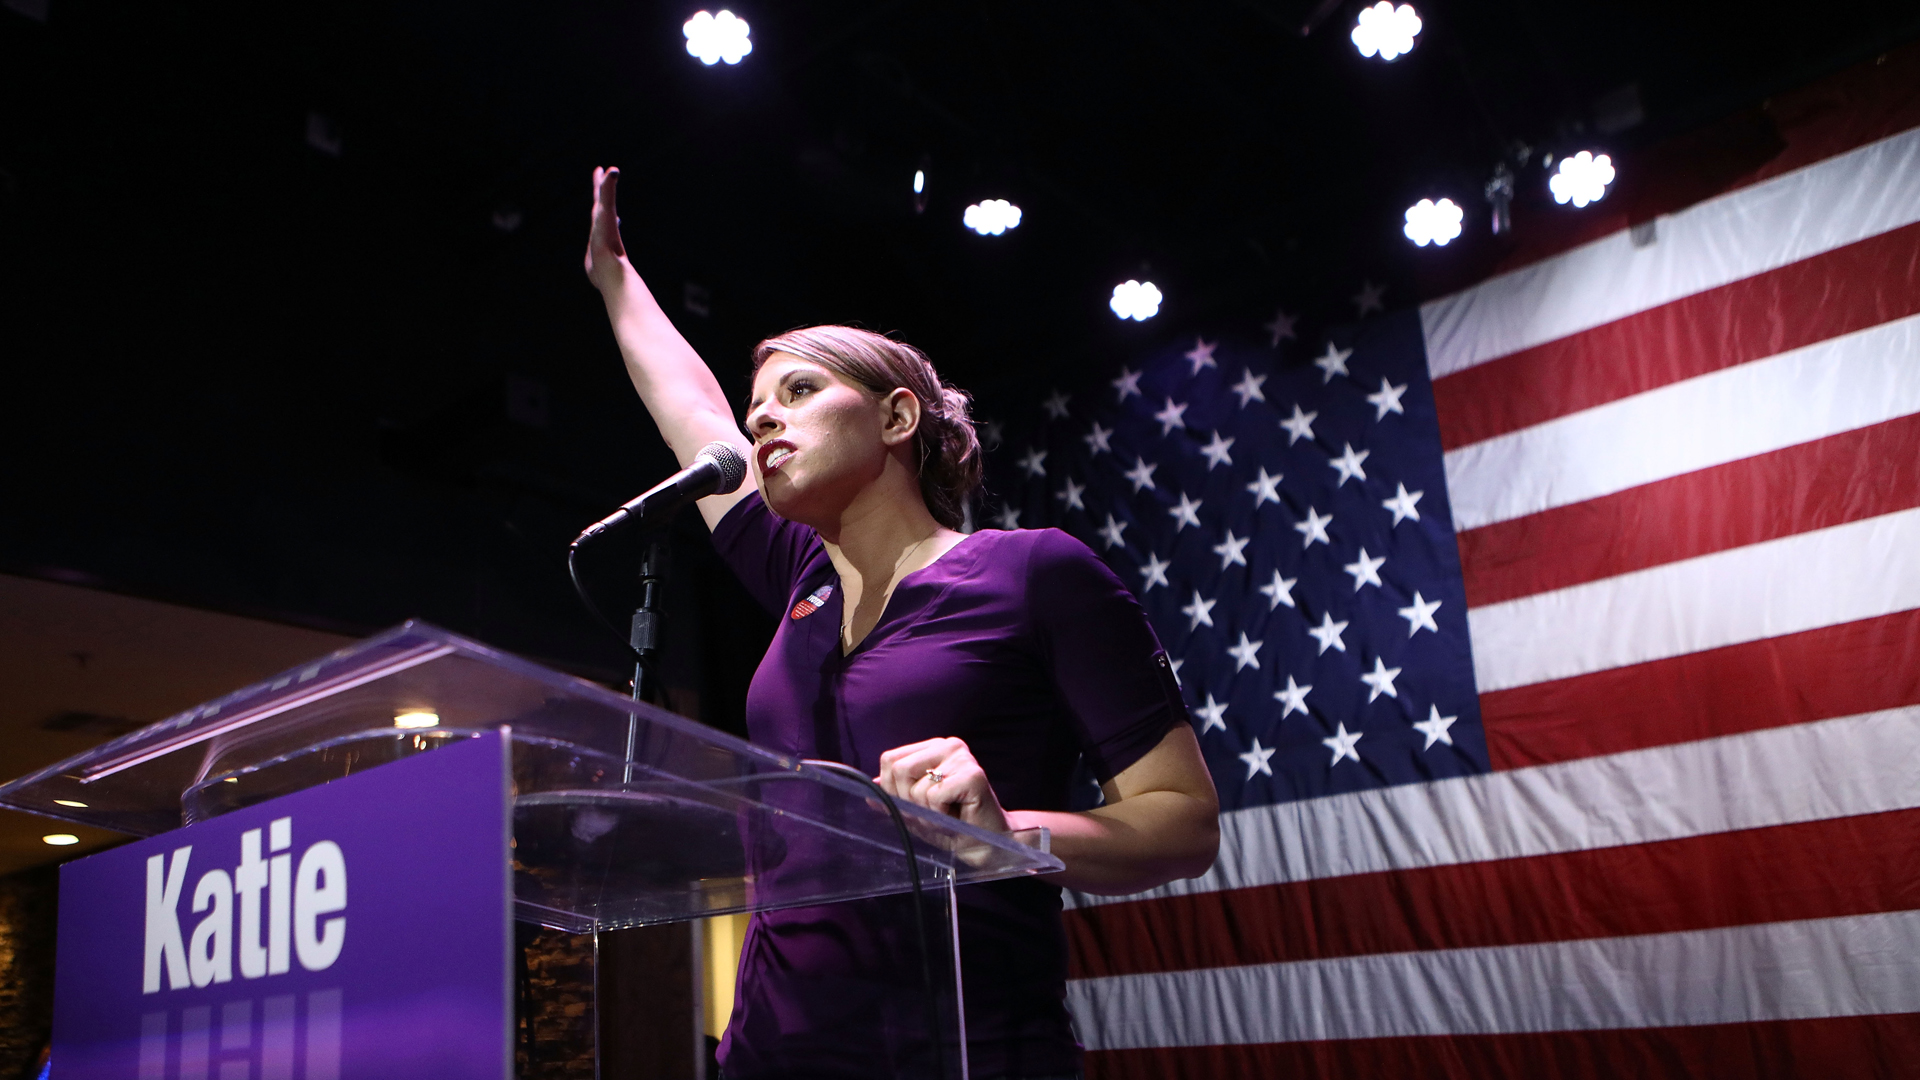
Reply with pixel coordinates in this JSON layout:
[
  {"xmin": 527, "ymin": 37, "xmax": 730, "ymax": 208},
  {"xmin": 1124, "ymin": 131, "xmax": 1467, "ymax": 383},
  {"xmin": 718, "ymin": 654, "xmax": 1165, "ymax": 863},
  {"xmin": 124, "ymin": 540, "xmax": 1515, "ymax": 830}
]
[{"xmin": 54, "ymin": 731, "xmax": 512, "ymax": 1080}]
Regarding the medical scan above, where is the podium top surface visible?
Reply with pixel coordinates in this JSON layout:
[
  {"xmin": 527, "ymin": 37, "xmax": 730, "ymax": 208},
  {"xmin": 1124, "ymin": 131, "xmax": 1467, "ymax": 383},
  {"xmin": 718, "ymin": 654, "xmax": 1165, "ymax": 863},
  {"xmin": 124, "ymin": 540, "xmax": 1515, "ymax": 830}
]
[{"xmin": 0, "ymin": 621, "xmax": 1063, "ymax": 929}]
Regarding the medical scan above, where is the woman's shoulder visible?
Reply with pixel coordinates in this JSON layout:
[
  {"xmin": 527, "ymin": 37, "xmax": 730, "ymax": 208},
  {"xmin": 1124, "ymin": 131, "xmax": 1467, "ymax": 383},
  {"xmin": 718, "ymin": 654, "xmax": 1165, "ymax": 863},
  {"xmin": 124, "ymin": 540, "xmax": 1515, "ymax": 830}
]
[{"xmin": 966, "ymin": 526, "xmax": 1118, "ymax": 587}]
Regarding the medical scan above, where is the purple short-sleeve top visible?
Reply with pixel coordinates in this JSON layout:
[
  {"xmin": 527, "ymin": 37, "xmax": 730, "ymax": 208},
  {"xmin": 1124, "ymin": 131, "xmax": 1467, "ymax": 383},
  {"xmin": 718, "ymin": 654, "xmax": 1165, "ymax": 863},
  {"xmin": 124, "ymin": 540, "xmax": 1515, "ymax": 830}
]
[{"xmin": 710, "ymin": 492, "xmax": 1185, "ymax": 1079}]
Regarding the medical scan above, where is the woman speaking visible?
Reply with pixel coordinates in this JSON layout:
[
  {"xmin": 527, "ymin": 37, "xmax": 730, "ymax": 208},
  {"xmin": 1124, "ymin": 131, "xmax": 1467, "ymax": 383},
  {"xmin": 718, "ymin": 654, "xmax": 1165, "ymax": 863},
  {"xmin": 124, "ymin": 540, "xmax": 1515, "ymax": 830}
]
[{"xmin": 585, "ymin": 166, "xmax": 1220, "ymax": 1080}]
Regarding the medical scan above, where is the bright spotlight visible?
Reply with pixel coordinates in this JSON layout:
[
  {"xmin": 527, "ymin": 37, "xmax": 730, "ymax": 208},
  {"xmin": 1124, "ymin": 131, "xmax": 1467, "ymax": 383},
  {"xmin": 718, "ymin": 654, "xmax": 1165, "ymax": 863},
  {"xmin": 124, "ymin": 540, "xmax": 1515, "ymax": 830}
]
[
  {"xmin": 913, "ymin": 170, "xmax": 925, "ymax": 194},
  {"xmin": 963, "ymin": 199, "xmax": 1023, "ymax": 236},
  {"xmin": 1404, "ymin": 198, "xmax": 1464, "ymax": 247},
  {"xmin": 394, "ymin": 710, "xmax": 441, "ymax": 729},
  {"xmin": 1110, "ymin": 280, "xmax": 1163, "ymax": 322},
  {"xmin": 1550, "ymin": 151, "xmax": 1616, "ymax": 208},
  {"xmin": 1352, "ymin": 2, "xmax": 1421, "ymax": 61},
  {"xmin": 684, "ymin": 10, "xmax": 752, "ymax": 66},
  {"xmin": 43, "ymin": 834, "xmax": 80, "ymax": 846}
]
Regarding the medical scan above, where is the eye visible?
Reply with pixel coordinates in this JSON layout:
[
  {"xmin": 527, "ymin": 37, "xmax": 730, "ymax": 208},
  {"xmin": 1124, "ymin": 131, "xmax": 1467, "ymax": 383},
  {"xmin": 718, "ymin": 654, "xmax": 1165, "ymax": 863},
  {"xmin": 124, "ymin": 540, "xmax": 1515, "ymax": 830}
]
[{"xmin": 786, "ymin": 379, "xmax": 816, "ymax": 399}]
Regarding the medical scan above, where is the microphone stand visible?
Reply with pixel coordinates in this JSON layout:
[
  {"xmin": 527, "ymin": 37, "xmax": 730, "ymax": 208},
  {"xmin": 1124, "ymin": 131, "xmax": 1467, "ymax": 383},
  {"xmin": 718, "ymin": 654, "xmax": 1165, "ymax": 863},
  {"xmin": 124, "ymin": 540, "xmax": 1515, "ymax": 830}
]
[{"xmin": 624, "ymin": 538, "xmax": 668, "ymax": 785}]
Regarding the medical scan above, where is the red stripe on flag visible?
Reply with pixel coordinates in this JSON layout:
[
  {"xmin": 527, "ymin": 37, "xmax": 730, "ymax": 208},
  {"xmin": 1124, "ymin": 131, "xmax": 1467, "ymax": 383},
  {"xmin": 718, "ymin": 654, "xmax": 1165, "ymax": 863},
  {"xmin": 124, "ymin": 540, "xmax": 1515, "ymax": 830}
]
[
  {"xmin": 1432, "ymin": 221, "xmax": 1920, "ymax": 452},
  {"xmin": 1064, "ymin": 809, "xmax": 1920, "ymax": 977},
  {"xmin": 1083, "ymin": 1013, "xmax": 1920, "ymax": 1080},
  {"xmin": 1480, "ymin": 609, "xmax": 1920, "ymax": 770},
  {"xmin": 1458, "ymin": 415, "xmax": 1920, "ymax": 608}
]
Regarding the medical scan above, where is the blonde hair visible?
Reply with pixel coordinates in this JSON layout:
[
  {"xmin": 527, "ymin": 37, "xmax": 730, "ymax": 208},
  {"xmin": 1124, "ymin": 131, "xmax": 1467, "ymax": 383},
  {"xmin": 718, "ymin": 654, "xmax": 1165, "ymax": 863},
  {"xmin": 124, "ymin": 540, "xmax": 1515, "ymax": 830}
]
[{"xmin": 751, "ymin": 326, "xmax": 982, "ymax": 530}]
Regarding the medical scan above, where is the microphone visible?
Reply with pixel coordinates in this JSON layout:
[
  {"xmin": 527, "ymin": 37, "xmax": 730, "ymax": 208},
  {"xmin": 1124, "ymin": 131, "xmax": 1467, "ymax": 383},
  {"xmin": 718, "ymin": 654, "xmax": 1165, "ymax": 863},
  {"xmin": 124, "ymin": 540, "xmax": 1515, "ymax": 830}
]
[{"xmin": 573, "ymin": 441, "xmax": 748, "ymax": 546}]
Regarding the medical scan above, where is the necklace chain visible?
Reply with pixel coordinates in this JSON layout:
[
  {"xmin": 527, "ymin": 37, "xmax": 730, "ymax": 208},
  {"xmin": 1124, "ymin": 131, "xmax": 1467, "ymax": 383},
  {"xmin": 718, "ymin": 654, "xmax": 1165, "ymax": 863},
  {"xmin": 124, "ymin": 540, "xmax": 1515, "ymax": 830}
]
[{"xmin": 843, "ymin": 531, "xmax": 939, "ymax": 649}]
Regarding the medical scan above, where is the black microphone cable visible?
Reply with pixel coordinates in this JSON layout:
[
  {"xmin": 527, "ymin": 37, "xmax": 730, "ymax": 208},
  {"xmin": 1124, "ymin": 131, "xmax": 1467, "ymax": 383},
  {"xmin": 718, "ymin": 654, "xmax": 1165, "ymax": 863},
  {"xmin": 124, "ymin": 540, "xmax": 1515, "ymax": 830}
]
[{"xmin": 800, "ymin": 759, "xmax": 951, "ymax": 1080}]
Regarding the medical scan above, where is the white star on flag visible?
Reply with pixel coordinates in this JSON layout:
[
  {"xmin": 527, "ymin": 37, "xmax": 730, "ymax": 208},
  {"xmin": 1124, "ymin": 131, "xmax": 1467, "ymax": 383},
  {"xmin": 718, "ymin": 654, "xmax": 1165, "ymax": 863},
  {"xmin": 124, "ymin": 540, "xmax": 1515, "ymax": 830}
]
[
  {"xmin": 1226, "ymin": 631, "xmax": 1263, "ymax": 672},
  {"xmin": 1083, "ymin": 422, "xmax": 1114, "ymax": 455},
  {"xmin": 1413, "ymin": 704, "xmax": 1458, "ymax": 749},
  {"xmin": 1381, "ymin": 482, "xmax": 1424, "ymax": 525},
  {"xmin": 1194, "ymin": 693, "xmax": 1229, "ymax": 734},
  {"xmin": 1153, "ymin": 398, "xmax": 1189, "ymax": 436},
  {"xmin": 1184, "ymin": 338, "xmax": 1218, "ymax": 375},
  {"xmin": 1017, "ymin": 447, "xmax": 1048, "ymax": 478},
  {"xmin": 1168, "ymin": 492, "xmax": 1204, "ymax": 531},
  {"xmin": 1343, "ymin": 547, "xmax": 1386, "ymax": 591},
  {"xmin": 993, "ymin": 504, "xmax": 1020, "ymax": 530},
  {"xmin": 1055, "ymin": 477, "xmax": 1086, "ymax": 511},
  {"xmin": 1137, "ymin": 552, "xmax": 1171, "ymax": 592},
  {"xmin": 1294, "ymin": 506, "xmax": 1333, "ymax": 548},
  {"xmin": 1312, "ymin": 342, "xmax": 1353, "ymax": 383},
  {"xmin": 1238, "ymin": 737, "xmax": 1277, "ymax": 778},
  {"xmin": 1181, "ymin": 590, "xmax": 1217, "ymax": 631},
  {"xmin": 1041, "ymin": 389, "xmax": 1071, "ymax": 420},
  {"xmin": 1111, "ymin": 367, "xmax": 1143, "ymax": 402},
  {"xmin": 1398, "ymin": 591, "xmax": 1442, "ymax": 636},
  {"xmin": 1306, "ymin": 611, "xmax": 1348, "ymax": 654},
  {"xmin": 1198, "ymin": 431, "xmax": 1235, "ymax": 470},
  {"xmin": 1352, "ymin": 279, "xmax": 1386, "ymax": 316},
  {"xmin": 1366, "ymin": 377, "xmax": 1408, "ymax": 420},
  {"xmin": 1263, "ymin": 309, "xmax": 1298, "ymax": 346},
  {"xmin": 1097, "ymin": 514, "xmax": 1128, "ymax": 550},
  {"xmin": 1259, "ymin": 570, "xmax": 1298, "ymax": 609},
  {"xmin": 1245, "ymin": 467, "xmax": 1283, "ymax": 508},
  {"xmin": 1360, "ymin": 656, "xmax": 1402, "ymax": 701},
  {"xmin": 1328, "ymin": 442, "xmax": 1370, "ymax": 486},
  {"xmin": 1212, "ymin": 530, "xmax": 1250, "ymax": 569},
  {"xmin": 1322, "ymin": 722, "xmax": 1363, "ymax": 766},
  {"xmin": 1229, "ymin": 368, "xmax": 1268, "ymax": 407},
  {"xmin": 1123, "ymin": 456, "xmax": 1158, "ymax": 493},
  {"xmin": 1273, "ymin": 674, "xmax": 1311, "ymax": 718},
  {"xmin": 983, "ymin": 420, "xmax": 1005, "ymax": 450},
  {"xmin": 1279, "ymin": 404, "xmax": 1318, "ymax": 445}
]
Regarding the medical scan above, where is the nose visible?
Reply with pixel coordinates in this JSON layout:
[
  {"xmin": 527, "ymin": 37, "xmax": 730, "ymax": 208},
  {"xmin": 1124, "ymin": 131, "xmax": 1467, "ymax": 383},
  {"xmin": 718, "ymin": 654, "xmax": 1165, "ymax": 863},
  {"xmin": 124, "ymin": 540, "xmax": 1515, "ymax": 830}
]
[{"xmin": 745, "ymin": 399, "xmax": 782, "ymax": 440}]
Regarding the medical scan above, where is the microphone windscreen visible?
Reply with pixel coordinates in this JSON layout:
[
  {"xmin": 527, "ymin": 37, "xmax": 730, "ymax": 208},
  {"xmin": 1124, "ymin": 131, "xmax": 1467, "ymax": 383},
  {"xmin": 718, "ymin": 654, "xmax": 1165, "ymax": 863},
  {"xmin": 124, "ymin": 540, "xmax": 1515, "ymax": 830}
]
[{"xmin": 696, "ymin": 441, "xmax": 749, "ymax": 495}]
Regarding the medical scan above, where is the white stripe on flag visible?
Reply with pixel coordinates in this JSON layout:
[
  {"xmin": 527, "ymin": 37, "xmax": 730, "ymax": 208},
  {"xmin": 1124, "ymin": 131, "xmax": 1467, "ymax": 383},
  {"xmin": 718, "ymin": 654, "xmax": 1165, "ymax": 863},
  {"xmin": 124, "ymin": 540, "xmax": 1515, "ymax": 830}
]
[
  {"xmin": 1067, "ymin": 910, "xmax": 1920, "ymax": 1048},
  {"xmin": 1442, "ymin": 312, "xmax": 1920, "ymax": 530},
  {"xmin": 1419, "ymin": 124, "xmax": 1920, "ymax": 379},
  {"xmin": 1467, "ymin": 507, "xmax": 1920, "ymax": 692},
  {"xmin": 1066, "ymin": 705, "xmax": 1920, "ymax": 907}
]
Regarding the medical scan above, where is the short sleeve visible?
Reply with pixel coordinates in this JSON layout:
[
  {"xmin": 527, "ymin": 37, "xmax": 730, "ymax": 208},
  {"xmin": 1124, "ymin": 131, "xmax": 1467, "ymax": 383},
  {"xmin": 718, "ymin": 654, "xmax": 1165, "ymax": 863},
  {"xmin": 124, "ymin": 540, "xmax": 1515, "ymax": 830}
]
[
  {"xmin": 711, "ymin": 490, "xmax": 830, "ymax": 617},
  {"xmin": 1026, "ymin": 529, "xmax": 1188, "ymax": 782}
]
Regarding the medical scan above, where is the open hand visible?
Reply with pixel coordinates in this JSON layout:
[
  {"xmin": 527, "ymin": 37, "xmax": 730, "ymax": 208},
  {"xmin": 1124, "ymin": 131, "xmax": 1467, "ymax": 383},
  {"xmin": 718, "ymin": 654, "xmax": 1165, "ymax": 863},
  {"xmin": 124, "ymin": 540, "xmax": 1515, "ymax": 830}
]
[
  {"xmin": 875, "ymin": 737, "xmax": 1010, "ymax": 834},
  {"xmin": 584, "ymin": 166, "xmax": 629, "ymax": 292}
]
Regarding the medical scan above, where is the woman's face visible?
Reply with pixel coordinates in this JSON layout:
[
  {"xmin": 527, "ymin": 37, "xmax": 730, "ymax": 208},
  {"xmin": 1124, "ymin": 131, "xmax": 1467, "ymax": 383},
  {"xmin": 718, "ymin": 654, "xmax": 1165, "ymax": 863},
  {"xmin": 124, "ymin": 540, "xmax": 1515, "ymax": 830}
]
[{"xmin": 744, "ymin": 353, "xmax": 900, "ymax": 526}]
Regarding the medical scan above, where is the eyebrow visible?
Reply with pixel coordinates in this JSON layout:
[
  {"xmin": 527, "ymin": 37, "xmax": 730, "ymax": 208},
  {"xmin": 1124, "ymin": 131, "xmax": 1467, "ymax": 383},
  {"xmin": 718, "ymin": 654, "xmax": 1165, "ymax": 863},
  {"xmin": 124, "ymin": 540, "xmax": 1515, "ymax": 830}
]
[{"xmin": 746, "ymin": 367, "xmax": 817, "ymax": 412}]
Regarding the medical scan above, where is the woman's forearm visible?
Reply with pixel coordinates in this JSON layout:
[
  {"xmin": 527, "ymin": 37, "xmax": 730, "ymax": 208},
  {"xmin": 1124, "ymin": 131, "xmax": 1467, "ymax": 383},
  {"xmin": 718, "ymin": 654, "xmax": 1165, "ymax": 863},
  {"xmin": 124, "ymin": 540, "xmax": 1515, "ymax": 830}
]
[
  {"xmin": 599, "ymin": 262, "xmax": 745, "ymax": 465},
  {"xmin": 1007, "ymin": 790, "xmax": 1220, "ymax": 895}
]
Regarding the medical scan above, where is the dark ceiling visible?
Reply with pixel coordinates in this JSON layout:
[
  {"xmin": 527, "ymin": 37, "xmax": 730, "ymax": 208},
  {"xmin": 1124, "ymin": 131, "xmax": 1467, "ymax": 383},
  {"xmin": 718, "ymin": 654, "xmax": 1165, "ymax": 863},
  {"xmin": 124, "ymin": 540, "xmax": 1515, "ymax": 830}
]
[{"xmin": 3, "ymin": 0, "xmax": 1916, "ymax": 701}]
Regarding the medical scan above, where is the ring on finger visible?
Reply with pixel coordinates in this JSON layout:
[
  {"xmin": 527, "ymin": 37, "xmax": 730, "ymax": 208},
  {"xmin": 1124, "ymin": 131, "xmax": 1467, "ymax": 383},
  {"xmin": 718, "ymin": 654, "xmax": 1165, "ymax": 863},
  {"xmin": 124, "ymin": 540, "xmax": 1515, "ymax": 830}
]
[{"xmin": 924, "ymin": 769, "xmax": 945, "ymax": 784}]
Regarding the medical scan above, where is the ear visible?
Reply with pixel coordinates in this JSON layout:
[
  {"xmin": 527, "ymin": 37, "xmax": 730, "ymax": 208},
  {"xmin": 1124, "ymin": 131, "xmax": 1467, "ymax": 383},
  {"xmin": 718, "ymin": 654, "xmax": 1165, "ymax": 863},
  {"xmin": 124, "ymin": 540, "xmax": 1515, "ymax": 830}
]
[{"xmin": 878, "ymin": 387, "xmax": 923, "ymax": 448}]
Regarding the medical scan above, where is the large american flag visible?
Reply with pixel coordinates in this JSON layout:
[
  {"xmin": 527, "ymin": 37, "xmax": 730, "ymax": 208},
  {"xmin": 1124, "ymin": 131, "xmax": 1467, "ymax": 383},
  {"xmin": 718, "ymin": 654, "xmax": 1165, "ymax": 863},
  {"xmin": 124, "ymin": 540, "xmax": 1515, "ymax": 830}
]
[{"xmin": 992, "ymin": 50, "xmax": 1920, "ymax": 1078}]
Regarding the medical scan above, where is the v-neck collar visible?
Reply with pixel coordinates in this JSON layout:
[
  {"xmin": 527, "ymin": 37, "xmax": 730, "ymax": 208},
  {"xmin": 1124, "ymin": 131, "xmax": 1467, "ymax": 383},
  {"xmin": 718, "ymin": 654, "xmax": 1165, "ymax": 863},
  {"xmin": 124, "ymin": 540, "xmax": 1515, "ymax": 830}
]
[{"xmin": 832, "ymin": 531, "xmax": 983, "ymax": 658}]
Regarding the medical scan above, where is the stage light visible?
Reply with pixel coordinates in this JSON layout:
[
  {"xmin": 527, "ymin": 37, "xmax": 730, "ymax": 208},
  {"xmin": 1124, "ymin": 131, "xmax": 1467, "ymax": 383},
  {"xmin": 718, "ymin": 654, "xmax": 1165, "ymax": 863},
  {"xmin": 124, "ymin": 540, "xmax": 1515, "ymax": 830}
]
[
  {"xmin": 1550, "ymin": 151, "xmax": 1615, "ymax": 207},
  {"xmin": 684, "ymin": 10, "xmax": 752, "ymax": 66},
  {"xmin": 1352, "ymin": 2, "xmax": 1421, "ymax": 61},
  {"xmin": 1110, "ymin": 280, "xmax": 1163, "ymax": 322},
  {"xmin": 963, "ymin": 199, "xmax": 1022, "ymax": 236},
  {"xmin": 913, "ymin": 170, "xmax": 925, "ymax": 194},
  {"xmin": 43, "ymin": 834, "xmax": 79, "ymax": 846},
  {"xmin": 394, "ymin": 710, "xmax": 441, "ymax": 729},
  {"xmin": 54, "ymin": 799, "xmax": 87, "ymax": 808},
  {"xmin": 1403, "ymin": 198, "xmax": 1463, "ymax": 246}
]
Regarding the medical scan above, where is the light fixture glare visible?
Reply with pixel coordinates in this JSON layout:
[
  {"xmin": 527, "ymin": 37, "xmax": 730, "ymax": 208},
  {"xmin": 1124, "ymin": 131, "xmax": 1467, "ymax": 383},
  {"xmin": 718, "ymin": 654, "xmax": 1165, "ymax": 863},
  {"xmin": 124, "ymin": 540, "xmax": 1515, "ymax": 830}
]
[
  {"xmin": 43, "ymin": 834, "xmax": 80, "ymax": 846},
  {"xmin": 913, "ymin": 170, "xmax": 925, "ymax": 194},
  {"xmin": 1109, "ymin": 280, "xmax": 1164, "ymax": 321},
  {"xmin": 1403, "ymin": 197, "xmax": 1464, "ymax": 247},
  {"xmin": 683, "ymin": 9, "xmax": 752, "ymax": 66},
  {"xmin": 394, "ymin": 710, "xmax": 441, "ymax": 729},
  {"xmin": 53, "ymin": 799, "xmax": 88, "ymax": 808},
  {"xmin": 1549, "ymin": 150, "xmax": 1616, "ymax": 208},
  {"xmin": 1352, "ymin": 2, "xmax": 1422, "ymax": 61},
  {"xmin": 963, "ymin": 199, "xmax": 1022, "ymax": 236}
]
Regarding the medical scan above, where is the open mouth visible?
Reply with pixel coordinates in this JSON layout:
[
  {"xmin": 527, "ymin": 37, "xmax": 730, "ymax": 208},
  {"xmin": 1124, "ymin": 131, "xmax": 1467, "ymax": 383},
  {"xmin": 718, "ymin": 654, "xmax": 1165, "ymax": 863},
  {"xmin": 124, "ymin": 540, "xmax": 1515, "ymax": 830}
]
[{"xmin": 760, "ymin": 443, "xmax": 796, "ymax": 474}]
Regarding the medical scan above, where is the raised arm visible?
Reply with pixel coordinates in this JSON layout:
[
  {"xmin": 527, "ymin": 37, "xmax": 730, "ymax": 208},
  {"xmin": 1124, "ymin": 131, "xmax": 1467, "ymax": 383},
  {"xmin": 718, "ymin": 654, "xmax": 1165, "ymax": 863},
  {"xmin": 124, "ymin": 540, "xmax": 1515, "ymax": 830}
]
[{"xmin": 586, "ymin": 167, "xmax": 755, "ymax": 530}]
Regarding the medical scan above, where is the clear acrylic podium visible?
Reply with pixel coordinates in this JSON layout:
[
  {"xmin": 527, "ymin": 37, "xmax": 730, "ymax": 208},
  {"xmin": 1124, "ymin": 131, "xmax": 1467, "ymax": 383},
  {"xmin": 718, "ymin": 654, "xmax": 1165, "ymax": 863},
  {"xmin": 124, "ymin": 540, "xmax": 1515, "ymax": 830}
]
[{"xmin": 0, "ymin": 621, "xmax": 1063, "ymax": 1079}]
